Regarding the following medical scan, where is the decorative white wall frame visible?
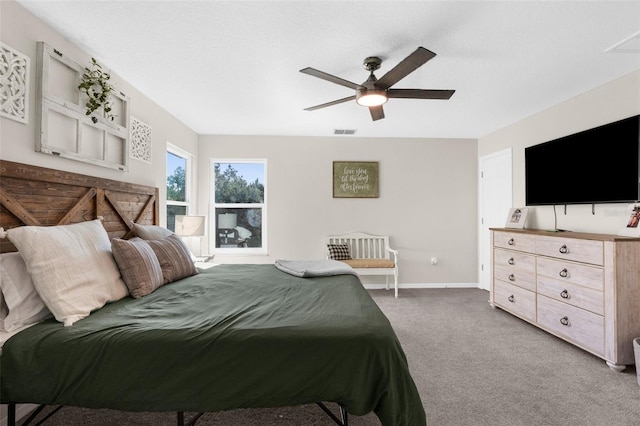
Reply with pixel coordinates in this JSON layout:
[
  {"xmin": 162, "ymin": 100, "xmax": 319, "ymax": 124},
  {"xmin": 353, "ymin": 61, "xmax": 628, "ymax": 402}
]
[
  {"xmin": 130, "ymin": 116, "xmax": 152, "ymax": 163},
  {"xmin": 36, "ymin": 42, "xmax": 130, "ymax": 171},
  {"xmin": 0, "ymin": 42, "xmax": 30, "ymax": 124}
]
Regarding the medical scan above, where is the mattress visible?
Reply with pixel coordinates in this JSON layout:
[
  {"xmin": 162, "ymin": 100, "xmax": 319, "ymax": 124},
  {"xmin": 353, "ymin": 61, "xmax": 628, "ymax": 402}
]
[{"xmin": 0, "ymin": 264, "xmax": 426, "ymax": 425}]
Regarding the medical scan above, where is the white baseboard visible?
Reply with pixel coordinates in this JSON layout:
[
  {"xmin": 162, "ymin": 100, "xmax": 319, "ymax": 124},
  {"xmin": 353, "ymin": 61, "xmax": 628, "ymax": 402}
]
[
  {"xmin": 364, "ymin": 282, "xmax": 480, "ymax": 290},
  {"xmin": 0, "ymin": 403, "xmax": 38, "ymax": 426}
]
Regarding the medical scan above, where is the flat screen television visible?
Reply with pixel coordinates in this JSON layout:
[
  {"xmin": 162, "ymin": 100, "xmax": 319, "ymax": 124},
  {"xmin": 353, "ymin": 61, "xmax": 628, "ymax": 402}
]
[{"xmin": 525, "ymin": 114, "xmax": 640, "ymax": 206}]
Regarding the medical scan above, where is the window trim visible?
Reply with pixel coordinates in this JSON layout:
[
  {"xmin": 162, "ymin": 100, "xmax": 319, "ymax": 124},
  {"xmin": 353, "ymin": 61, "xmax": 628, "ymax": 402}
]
[
  {"xmin": 210, "ymin": 158, "xmax": 267, "ymax": 255},
  {"xmin": 166, "ymin": 143, "xmax": 194, "ymax": 229}
]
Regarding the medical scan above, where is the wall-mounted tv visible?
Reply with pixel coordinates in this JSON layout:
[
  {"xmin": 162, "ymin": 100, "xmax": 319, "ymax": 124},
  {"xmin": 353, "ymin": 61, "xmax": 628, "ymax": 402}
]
[{"xmin": 525, "ymin": 114, "xmax": 640, "ymax": 206}]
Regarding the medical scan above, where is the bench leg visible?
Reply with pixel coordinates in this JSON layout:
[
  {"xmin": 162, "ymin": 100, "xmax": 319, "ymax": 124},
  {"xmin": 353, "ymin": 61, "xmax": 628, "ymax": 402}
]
[
  {"xmin": 394, "ymin": 269, "xmax": 399, "ymax": 298},
  {"xmin": 385, "ymin": 275, "xmax": 390, "ymax": 291}
]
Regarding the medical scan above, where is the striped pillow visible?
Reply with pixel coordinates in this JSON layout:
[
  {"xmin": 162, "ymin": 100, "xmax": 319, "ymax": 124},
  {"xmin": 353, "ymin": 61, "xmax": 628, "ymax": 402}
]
[
  {"xmin": 327, "ymin": 243, "xmax": 352, "ymax": 260},
  {"xmin": 111, "ymin": 238, "xmax": 164, "ymax": 298},
  {"xmin": 146, "ymin": 234, "xmax": 198, "ymax": 284}
]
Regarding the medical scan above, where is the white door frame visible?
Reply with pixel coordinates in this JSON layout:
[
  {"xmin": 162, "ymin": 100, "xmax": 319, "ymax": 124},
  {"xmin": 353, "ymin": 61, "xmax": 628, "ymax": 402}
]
[{"xmin": 478, "ymin": 148, "xmax": 512, "ymax": 290}]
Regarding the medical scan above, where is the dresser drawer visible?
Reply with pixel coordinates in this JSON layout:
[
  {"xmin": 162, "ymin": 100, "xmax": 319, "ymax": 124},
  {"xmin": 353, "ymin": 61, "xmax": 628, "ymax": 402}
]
[
  {"xmin": 494, "ymin": 231, "xmax": 535, "ymax": 253},
  {"xmin": 494, "ymin": 264, "xmax": 536, "ymax": 291},
  {"xmin": 536, "ymin": 235, "xmax": 603, "ymax": 266},
  {"xmin": 536, "ymin": 257, "xmax": 603, "ymax": 291},
  {"xmin": 537, "ymin": 276, "xmax": 604, "ymax": 315},
  {"xmin": 537, "ymin": 295, "xmax": 604, "ymax": 356},
  {"xmin": 494, "ymin": 248, "xmax": 536, "ymax": 272},
  {"xmin": 493, "ymin": 280, "xmax": 536, "ymax": 322}
]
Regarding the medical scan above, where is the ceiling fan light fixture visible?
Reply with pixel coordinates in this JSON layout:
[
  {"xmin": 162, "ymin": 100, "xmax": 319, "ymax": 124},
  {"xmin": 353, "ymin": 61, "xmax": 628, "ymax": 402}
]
[{"xmin": 356, "ymin": 89, "xmax": 388, "ymax": 107}]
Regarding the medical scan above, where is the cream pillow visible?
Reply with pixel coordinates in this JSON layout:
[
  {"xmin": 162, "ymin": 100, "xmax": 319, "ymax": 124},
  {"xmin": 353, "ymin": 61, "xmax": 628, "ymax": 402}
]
[
  {"xmin": 0, "ymin": 252, "xmax": 52, "ymax": 332},
  {"xmin": 6, "ymin": 219, "xmax": 128, "ymax": 326},
  {"xmin": 131, "ymin": 223, "xmax": 173, "ymax": 240}
]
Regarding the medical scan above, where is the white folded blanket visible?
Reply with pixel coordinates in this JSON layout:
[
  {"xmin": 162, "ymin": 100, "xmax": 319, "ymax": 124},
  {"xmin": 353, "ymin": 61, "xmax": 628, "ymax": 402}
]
[{"xmin": 274, "ymin": 259, "xmax": 358, "ymax": 278}]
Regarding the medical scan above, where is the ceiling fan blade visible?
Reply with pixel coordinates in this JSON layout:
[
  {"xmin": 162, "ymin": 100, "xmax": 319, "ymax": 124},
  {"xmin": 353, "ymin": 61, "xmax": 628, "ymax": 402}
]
[
  {"xmin": 304, "ymin": 95, "xmax": 356, "ymax": 111},
  {"xmin": 374, "ymin": 47, "xmax": 436, "ymax": 90},
  {"xmin": 369, "ymin": 105, "xmax": 385, "ymax": 121},
  {"xmin": 387, "ymin": 89, "xmax": 455, "ymax": 100},
  {"xmin": 300, "ymin": 67, "xmax": 364, "ymax": 91}
]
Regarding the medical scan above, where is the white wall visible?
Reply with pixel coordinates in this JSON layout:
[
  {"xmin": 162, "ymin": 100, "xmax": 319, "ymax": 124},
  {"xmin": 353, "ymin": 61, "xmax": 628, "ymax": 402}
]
[
  {"xmin": 0, "ymin": 1, "xmax": 198, "ymax": 227},
  {"xmin": 198, "ymin": 135, "xmax": 479, "ymax": 285},
  {"xmin": 479, "ymin": 70, "xmax": 640, "ymax": 234}
]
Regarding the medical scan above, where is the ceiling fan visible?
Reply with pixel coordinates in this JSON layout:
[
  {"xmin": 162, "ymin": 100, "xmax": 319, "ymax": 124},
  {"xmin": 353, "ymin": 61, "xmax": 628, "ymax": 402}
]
[{"xmin": 300, "ymin": 47, "xmax": 455, "ymax": 121}]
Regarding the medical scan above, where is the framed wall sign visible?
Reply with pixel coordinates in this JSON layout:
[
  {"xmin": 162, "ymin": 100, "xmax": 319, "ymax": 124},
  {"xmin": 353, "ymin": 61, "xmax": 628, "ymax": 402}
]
[{"xmin": 333, "ymin": 161, "xmax": 379, "ymax": 198}]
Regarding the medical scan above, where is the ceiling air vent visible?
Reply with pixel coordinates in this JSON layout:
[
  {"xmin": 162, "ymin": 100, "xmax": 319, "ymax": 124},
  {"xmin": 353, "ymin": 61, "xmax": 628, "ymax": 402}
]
[{"xmin": 334, "ymin": 129, "xmax": 356, "ymax": 135}]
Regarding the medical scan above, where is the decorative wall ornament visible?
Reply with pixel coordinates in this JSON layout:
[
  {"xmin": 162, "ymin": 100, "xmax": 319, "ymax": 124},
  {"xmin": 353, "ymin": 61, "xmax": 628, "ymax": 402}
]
[
  {"xmin": 0, "ymin": 42, "xmax": 30, "ymax": 124},
  {"xmin": 36, "ymin": 42, "xmax": 130, "ymax": 171},
  {"xmin": 130, "ymin": 117, "xmax": 152, "ymax": 163}
]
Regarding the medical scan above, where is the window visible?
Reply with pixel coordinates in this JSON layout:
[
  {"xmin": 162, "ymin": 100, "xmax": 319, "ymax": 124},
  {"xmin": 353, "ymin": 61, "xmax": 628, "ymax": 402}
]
[
  {"xmin": 211, "ymin": 159, "xmax": 266, "ymax": 253},
  {"xmin": 166, "ymin": 144, "xmax": 192, "ymax": 232}
]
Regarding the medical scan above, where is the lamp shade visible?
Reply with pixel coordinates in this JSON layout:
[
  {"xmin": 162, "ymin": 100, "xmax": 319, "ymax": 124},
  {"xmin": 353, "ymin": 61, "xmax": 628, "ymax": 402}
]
[
  {"xmin": 175, "ymin": 215, "xmax": 206, "ymax": 237},
  {"xmin": 218, "ymin": 213, "xmax": 237, "ymax": 229}
]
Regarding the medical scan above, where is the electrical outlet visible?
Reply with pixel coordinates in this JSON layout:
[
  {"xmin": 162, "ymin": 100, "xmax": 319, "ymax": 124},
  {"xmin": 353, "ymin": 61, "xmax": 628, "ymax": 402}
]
[{"xmin": 430, "ymin": 257, "xmax": 438, "ymax": 265}]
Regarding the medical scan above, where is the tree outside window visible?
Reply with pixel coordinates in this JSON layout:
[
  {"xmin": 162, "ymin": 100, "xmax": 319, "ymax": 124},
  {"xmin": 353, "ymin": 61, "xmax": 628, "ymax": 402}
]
[
  {"xmin": 167, "ymin": 147, "xmax": 190, "ymax": 231},
  {"xmin": 212, "ymin": 160, "xmax": 266, "ymax": 252}
]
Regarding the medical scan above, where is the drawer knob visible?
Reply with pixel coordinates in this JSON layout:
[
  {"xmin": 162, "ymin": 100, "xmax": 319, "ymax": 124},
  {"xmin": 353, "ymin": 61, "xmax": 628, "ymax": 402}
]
[
  {"xmin": 508, "ymin": 295, "xmax": 515, "ymax": 303},
  {"xmin": 560, "ymin": 316, "xmax": 570, "ymax": 326},
  {"xmin": 508, "ymin": 238, "xmax": 515, "ymax": 246},
  {"xmin": 559, "ymin": 268, "xmax": 568, "ymax": 278},
  {"xmin": 508, "ymin": 258, "xmax": 515, "ymax": 265},
  {"xmin": 508, "ymin": 273, "xmax": 515, "ymax": 282},
  {"xmin": 559, "ymin": 244, "xmax": 569, "ymax": 254},
  {"xmin": 560, "ymin": 289, "xmax": 569, "ymax": 299}
]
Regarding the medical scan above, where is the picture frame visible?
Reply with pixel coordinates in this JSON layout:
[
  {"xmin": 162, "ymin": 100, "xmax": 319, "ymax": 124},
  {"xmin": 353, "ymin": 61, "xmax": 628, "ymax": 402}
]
[
  {"xmin": 333, "ymin": 161, "xmax": 379, "ymax": 198},
  {"xmin": 505, "ymin": 207, "xmax": 528, "ymax": 229},
  {"xmin": 618, "ymin": 203, "xmax": 640, "ymax": 237}
]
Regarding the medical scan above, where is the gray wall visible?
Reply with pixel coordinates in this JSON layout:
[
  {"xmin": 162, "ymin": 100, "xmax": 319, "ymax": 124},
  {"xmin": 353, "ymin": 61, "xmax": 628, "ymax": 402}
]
[
  {"xmin": 479, "ymin": 70, "xmax": 640, "ymax": 234},
  {"xmin": 197, "ymin": 135, "xmax": 479, "ymax": 285},
  {"xmin": 1, "ymin": 1, "xmax": 480, "ymax": 287}
]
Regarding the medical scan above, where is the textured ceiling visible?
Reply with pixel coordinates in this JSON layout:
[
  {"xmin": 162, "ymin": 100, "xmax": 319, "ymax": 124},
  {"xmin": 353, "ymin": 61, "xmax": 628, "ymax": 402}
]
[{"xmin": 16, "ymin": 1, "xmax": 640, "ymax": 139}]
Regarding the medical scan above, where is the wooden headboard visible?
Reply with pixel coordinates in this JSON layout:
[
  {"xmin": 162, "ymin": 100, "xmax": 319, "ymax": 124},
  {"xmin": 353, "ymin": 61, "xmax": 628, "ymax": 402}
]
[{"xmin": 0, "ymin": 160, "xmax": 159, "ymax": 253}]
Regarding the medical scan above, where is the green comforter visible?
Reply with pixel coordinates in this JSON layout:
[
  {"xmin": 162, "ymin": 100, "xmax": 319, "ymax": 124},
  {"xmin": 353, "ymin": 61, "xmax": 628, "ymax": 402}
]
[{"xmin": 1, "ymin": 264, "xmax": 426, "ymax": 425}]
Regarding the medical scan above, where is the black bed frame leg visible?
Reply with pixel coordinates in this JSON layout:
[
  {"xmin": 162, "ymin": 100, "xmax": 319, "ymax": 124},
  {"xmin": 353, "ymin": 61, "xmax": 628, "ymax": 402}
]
[
  {"xmin": 316, "ymin": 402, "xmax": 348, "ymax": 426},
  {"xmin": 340, "ymin": 406, "xmax": 348, "ymax": 426},
  {"xmin": 177, "ymin": 411, "xmax": 204, "ymax": 426},
  {"xmin": 8, "ymin": 403, "xmax": 16, "ymax": 426}
]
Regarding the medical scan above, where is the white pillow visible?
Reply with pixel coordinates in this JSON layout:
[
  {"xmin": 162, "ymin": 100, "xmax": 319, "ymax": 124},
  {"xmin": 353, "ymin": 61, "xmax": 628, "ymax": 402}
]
[
  {"xmin": 6, "ymin": 219, "xmax": 128, "ymax": 326},
  {"xmin": 0, "ymin": 290, "xmax": 6, "ymax": 329},
  {"xmin": 0, "ymin": 253, "xmax": 51, "ymax": 332}
]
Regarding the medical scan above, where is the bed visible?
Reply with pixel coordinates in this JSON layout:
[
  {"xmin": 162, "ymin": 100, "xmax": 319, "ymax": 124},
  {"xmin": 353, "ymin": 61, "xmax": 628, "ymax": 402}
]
[{"xmin": 0, "ymin": 160, "xmax": 426, "ymax": 426}]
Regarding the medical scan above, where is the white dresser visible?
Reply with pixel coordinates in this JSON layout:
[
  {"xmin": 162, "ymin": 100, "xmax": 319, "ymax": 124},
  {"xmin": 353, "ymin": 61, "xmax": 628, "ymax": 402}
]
[{"xmin": 490, "ymin": 228, "xmax": 640, "ymax": 371}]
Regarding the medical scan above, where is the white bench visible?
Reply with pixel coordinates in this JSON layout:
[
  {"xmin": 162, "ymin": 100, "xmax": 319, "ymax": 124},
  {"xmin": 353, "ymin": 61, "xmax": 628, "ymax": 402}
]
[{"xmin": 326, "ymin": 232, "xmax": 399, "ymax": 298}]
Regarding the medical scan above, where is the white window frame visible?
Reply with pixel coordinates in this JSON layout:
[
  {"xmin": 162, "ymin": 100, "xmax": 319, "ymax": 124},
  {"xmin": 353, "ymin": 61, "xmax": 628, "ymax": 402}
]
[
  {"xmin": 166, "ymin": 143, "xmax": 194, "ymax": 229},
  {"xmin": 210, "ymin": 158, "xmax": 267, "ymax": 255}
]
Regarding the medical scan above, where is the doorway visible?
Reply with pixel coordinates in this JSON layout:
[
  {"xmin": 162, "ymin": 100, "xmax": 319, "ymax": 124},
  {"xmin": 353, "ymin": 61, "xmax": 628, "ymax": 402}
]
[{"xmin": 478, "ymin": 148, "xmax": 512, "ymax": 291}]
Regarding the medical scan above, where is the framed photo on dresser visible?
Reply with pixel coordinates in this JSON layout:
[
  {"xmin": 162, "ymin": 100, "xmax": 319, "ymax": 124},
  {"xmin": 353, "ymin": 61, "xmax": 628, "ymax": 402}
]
[
  {"xmin": 618, "ymin": 203, "xmax": 640, "ymax": 237},
  {"xmin": 505, "ymin": 207, "xmax": 528, "ymax": 229}
]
